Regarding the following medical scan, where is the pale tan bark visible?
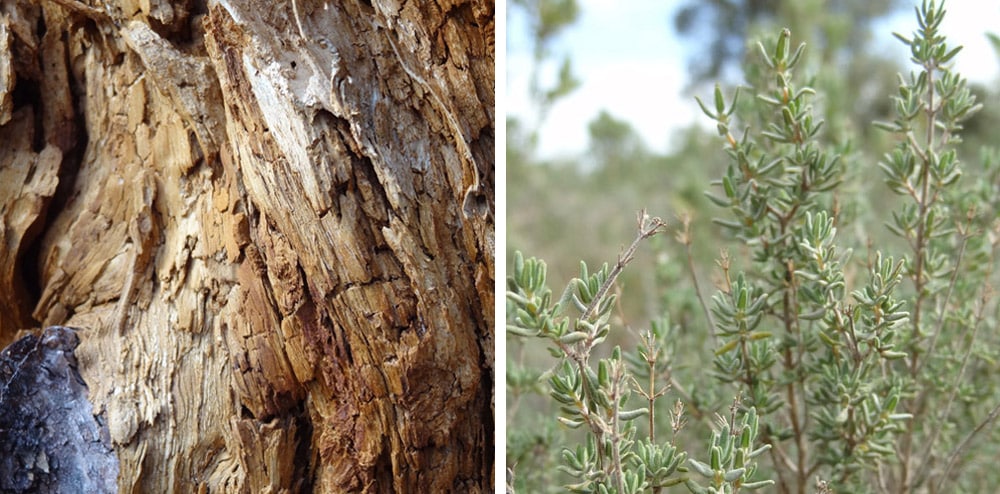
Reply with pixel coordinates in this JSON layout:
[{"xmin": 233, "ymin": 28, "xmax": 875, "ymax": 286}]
[{"xmin": 0, "ymin": 0, "xmax": 494, "ymax": 491}]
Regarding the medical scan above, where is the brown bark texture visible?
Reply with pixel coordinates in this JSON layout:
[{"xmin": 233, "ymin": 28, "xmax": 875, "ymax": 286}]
[{"xmin": 0, "ymin": 0, "xmax": 494, "ymax": 492}]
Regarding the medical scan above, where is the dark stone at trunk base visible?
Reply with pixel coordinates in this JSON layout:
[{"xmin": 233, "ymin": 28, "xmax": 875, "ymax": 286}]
[{"xmin": 0, "ymin": 326, "xmax": 118, "ymax": 493}]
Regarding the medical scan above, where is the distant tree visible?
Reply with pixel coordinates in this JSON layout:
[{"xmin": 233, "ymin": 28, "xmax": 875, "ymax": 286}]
[
  {"xmin": 674, "ymin": 0, "xmax": 902, "ymax": 85},
  {"xmin": 510, "ymin": 0, "xmax": 582, "ymax": 142},
  {"xmin": 587, "ymin": 111, "xmax": 645, "ymax": 174}
]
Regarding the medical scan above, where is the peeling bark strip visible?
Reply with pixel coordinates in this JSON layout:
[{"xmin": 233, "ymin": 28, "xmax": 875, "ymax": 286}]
[
  {"xmin": 0, "ymin": 326, "xmax": 118, "ymax": 493},
  {"xmin": 0, "ymin": 0, "xmax": 493, "ymax": 492},
  {"xmin": 204, "ymin": 0, "xmax": 494, "ymax": 490}
]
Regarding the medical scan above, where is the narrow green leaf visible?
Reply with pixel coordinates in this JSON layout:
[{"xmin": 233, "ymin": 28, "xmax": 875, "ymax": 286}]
[
  {"xmin": 559, "ymin": 331, "xmax": 589, "ymax": 344},
  {"xmin": 695, "ymin": 95, "xmax": 716, "ymax": 119},
  {"xmin": 743, "ymin": 480, "xmax": 777, "ymax": 490},
  {"xmin": 507, "ymin": 325, "xmax": 540, "ymax": 337},
  {"xmin": 723, "ymin": 468, "xmax": 746, "ymax": 482},
  {"xmin": 688, "ymin": 458, "xmax": 714, "ymax": 478},
  {"xmin": 714, "ymin": 84, "xmax": 726, "ymax": 115},
  {"xmin": 557, "ymin": 416, "xmax": 584, "ymax": 429},
  {"xmin": 618, "ymin": 407, "xmax": 649, "ymax": 421},
  {"xmin": 892, "ymin": 32, "xmax": 912, "ymax": 46},
  {"xmin": 715, "ymin": 339, "xmax": 739, "ymax": 356}
]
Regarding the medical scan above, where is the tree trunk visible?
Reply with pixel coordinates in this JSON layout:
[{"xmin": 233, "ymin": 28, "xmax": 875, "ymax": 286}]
[{"xmin": 0, "ymin": 0, "xmax": 494, "ymax": 492}]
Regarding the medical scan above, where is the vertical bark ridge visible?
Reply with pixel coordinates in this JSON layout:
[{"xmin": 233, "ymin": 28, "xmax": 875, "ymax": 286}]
[{"xmin": 0, "ymin": 0, "xmax": 493, "ymax": 491}]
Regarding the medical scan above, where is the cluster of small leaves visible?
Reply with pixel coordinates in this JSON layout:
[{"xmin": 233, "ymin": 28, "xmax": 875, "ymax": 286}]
[
  {"xmin": 710, "ymin": 273, "xmax": 777, "ymax": 415},
  {"xmin": 697, "ymin": 20, "xmax": 921, "ymax": 492},
  {"xmin": 508, "ymin": 249, "xmax": 680, "ymax": 493},
  {"xmin": 808, "ymin": 368, "xmax": 909, "ymax": 484},
  {"xmin": 871, "ymin": 2, "xmax": 1000, "ymax": 492},
  {"xmin": 875, "ymin": 0, "xmax": 981, "ymax": 347},
  {"xmin": 553, "ymin": 347, "xmax": 649, "ymax": 494},
  {"xmin": 685, "ymin": 402, "xmax": 773, "ymax": 493},
  {"xmin": 509, "ymin": 215, "xmax": 690, "ymax": 494},
  {"xmin": 875, "ymin": 1, "xmax": 982, "ymax": 339},
  {"xmin": 624, "ymin": 319, "xmax": 692, "ymax": 491},
  {"xmin": 508, "ymin": 214, "xmax": 774, "ymax": 493},
  {"xmin": 691, "ymin": 1, "xmax": 1000, "ymax": 492},
  {"xmin": 806, "ymin": 243, "xmax": 913, "ymax": 483},
  {"xmin": 507, "ymin": 1, "xmax": 1000, "ymax": 492},
  {"xmin": 697, "ymin": 27, "xmax": 841, "ymax": 256},
  {"xmin": 700, "ymin": 26, "xmax": 836, "ymax": 393},
  {"xmin": 822, "ymin": 251, "xmax": 909, "ymax": 364}
]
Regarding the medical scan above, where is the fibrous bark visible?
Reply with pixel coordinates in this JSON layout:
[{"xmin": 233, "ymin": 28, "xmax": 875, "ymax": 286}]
[{"xmin": 0, "ymin": 0, "xmax": 494, "ymax": 491}]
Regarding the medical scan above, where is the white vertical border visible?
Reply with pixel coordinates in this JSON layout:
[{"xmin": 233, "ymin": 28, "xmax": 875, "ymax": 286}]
[{"xmin": 494, "ymin": 0, "xmax": 507, "ymax": 492}]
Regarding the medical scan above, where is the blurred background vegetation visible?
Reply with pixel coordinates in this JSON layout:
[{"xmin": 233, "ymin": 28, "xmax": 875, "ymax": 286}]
[{"xmin": 506, "ymin": 0, "xmax": 1000, "ymax": 491}]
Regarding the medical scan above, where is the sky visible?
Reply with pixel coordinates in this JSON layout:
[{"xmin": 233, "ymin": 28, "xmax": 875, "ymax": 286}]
[{"xmin": 506, "ymin": 1, "xmax": 1000, "ymax": 159}]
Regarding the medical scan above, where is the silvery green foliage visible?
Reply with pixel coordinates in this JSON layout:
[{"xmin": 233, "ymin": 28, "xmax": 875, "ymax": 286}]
[
  {"xmin": 696, "ymin": 1, "xmax": 998, "ymax": 492},
  {"xmin": 698, "ymin": 23, "xmax": 913, "ymax": 491},
  {"xmin": 508, "ymin": 212, "xmax": 775, "ymax": 493},
  {"xmin": 509, "ymin": 215, "xmax": 708, "ymax": 494},
  {"xmin": 508, "ymin": 1, "xmax": 999, "ymax": 492}
]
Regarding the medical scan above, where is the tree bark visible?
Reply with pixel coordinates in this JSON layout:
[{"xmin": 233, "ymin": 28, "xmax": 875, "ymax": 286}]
[
  {"xmin": 0, "ymin": 326, "xmax": 118, "ymax": 494},
  {"xmin": 0, "ymin": 0, "xmax": 494, "ymax": 492}
]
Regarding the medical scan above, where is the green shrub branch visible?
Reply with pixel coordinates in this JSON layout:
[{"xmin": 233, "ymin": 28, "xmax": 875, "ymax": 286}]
[{"xmin": 507, "ymin": 2, "xmax": 999, "ymax": 492}]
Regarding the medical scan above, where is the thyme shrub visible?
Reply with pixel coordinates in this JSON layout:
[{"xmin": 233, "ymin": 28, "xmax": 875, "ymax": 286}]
[{"xmin": 507, "ymin": 2, "xmax": 1000, "ymax": 493}]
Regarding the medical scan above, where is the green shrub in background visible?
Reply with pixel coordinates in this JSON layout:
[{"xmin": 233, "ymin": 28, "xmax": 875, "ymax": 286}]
[{"xmin": 507, "ymin": 2, "xmax": 1000, "ymax": 492}]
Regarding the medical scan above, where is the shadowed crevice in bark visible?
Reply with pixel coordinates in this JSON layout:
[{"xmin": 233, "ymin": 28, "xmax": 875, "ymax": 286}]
[{"xmin": 0, "ymin": 326, "xmax": 117, "ymax": 493}]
